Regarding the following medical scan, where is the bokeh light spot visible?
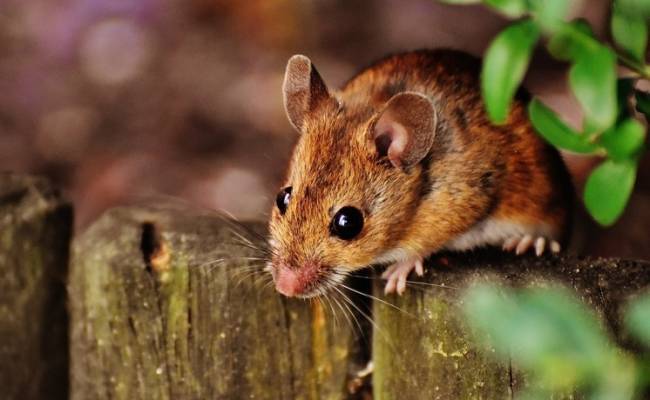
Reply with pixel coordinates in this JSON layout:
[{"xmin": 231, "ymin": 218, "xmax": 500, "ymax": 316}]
[{"xmin": 80, "ymin": 18, "xmax": 153, "ymax": 85}]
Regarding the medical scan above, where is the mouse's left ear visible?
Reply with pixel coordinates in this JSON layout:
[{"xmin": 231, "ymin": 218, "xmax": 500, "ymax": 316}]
[
  {"xmin": 372, "ymin": 92, "xmax": 437, "ymax": 169},
  {"xmin": 283, "ymin": 55, "xmax": 333, "ymax": 132}
]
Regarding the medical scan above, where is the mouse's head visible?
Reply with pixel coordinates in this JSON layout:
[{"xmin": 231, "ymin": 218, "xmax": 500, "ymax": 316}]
[{"xmin": 267, "ymin": 55, "xmax": 437, "ymax": 298}]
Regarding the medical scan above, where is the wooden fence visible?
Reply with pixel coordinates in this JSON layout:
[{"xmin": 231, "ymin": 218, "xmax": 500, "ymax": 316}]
[{"xmin": 2, "ymin": 172, "xmax": 650, "ymax": 400}]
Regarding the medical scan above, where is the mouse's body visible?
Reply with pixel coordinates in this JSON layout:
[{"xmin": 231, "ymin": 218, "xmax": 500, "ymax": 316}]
[{"xmin": 267, "ymin": 49, "xmax": 573, "ymax": 298}]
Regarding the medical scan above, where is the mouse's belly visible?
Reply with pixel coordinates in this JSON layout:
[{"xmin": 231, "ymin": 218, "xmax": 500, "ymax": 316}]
[{"xmin": 443, "ymin": 218, "xmax": 555, "ymax": 251}]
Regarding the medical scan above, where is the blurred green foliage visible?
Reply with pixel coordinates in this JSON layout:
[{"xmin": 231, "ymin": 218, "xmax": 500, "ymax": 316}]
[
  {"xmin": 464, "ymin": 284, "xmax": 650, "ymax": 399},
  {"xmin": 441, "ymin": 0, "xmax": 649, "ymax": 226},
  {"xmin": 441, "ymin": 2, "xmax": 650, "ymax": 397}
]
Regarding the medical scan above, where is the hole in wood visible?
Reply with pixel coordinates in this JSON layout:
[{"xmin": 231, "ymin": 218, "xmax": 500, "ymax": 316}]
[{"xmin": 140, "ymin": 222, "xmax": 169, "ymax": 274}]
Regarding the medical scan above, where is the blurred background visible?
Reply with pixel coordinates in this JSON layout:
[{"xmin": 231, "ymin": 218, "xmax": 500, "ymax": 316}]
[{"xmin": 0, "ymin": 0, "xmax": 648, "ymax": 258}]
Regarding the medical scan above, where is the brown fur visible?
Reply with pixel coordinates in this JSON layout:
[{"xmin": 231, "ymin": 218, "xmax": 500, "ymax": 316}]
[{"xmin": 270, "ymin": 49, "xmax": 573, "ymax": 297}]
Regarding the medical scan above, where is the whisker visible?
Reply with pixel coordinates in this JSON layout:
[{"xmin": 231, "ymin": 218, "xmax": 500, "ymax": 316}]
[
  {"xmin": 229, "ymin": 265, "xmax": 266, "ymax": 279},
  {"xmin": 233, "ymin": 270, "xmax": 268, "ymax": 290},
  {"xmin": 217, "ymin": 209, "xmax": 269, "ymax": 242},
  {"xmin": 130, "ymin": 192, "xmax": 269, "ymax": 243},
  {"xmin": 263, "ymin": 278, "xmax": 275, "ymax": 290},
  {"xmin": 197, "ymin": 256, "xmax": 267, "ymax": 269},
  {"xmin": 333, "ymin": 285, "xmax": 391, "ymax": 347},
  {"xmin": 321, "ymin": 296, "xmax": 339, "ymax": 329},
  {"xmin": 349, "ymin": 273, "xmax": 460, "ymax": 291},
  {"xmin": 251, "ymin": 273, "xmax": 274, "ymax": 291},
  {"xmin": 228, "ymin": 266, "xmax": 267, "ymax": 278},
  {"xmin": 332, "ymin": 280, "xmax": 414, "ymax": 364},
  {"xmin": 337, "ymin": 280, "xmax": 416, "ymax": 319},
  {"xmin": 325, "ymin": 276, "xmax": 356, "ymax": 332},
  {"xmin": 330, "ymin": 291, "xmax": 355, "ymax": 334},
  {"xmin": 205, "ymin": 263, "xmax": 264, "ymax": 275},
  {"xmin": 330, "ymin": 286, "xmax": 364, "ymax": 336},
  {"xmin": 228, "ymin": 237, "xmax": 267, "ymax": 254},
  {"xmin": 229, "ymin": 228, "xmax": 257, "ymax": 249}
]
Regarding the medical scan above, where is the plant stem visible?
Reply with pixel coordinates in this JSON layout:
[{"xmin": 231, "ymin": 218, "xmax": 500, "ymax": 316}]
[
  {"xmin": 617, "ymin": 53, "xmax": 650, "ymax": 80},
  {"xmin": 560, "ymin": 22, "xmax": 650, "ymax": 80}
]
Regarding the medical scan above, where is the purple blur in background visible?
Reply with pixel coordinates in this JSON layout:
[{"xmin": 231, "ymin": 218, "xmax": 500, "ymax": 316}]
[{"xmin": 1, "ymin": 0, "xmax": 648, "ymax": 259}]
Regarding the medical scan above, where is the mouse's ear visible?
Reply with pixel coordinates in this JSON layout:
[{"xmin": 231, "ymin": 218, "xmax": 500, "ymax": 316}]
[
  {"xmin": 283, "ymin": 55, "xmax": 333, "ymax": 132},
  {"xmin": 372, "ymin": 92, "xmax": 437, "ymax": 169}
]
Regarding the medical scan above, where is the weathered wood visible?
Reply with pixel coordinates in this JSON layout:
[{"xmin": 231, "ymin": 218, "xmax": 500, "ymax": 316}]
[
  {"xmin": 372, "ymin": 250, "xmax": 650, "ymax": 399},
  {"xmin": 7, "ymin": 173, "xmax": 648, "ymax": 400},
  {"xmin": 69, "ymin": 206, "xmax": 366, "ymax": 400},
  {"xmin": 0, "ymin": 173, "xmax": 72, "ymax": 400}
]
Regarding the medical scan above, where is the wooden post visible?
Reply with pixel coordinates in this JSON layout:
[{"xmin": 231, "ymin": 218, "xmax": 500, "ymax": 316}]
[
  {"xmin": 5, "ymin": 173, "xmax": 649, "ymax": 399},
  {"xmin": 0, "ymin": 173, "xmax": 73, "ymax": 400},
  {"xmin": 372, "ymin": 250, "xmax": 650, "ymax": 399},
  {"xmin": 69, "ymin": 206, "xmax": 366, "ymax": 400}
]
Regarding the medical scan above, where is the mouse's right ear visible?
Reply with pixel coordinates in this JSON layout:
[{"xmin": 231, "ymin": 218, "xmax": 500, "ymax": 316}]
[
  {"xmin": 372, "ymin": 92, "xmax": 437, "ymax": 169},
  {"xmin": 283, "ymin": 55, "xmax": 332, "ymax": 132}
]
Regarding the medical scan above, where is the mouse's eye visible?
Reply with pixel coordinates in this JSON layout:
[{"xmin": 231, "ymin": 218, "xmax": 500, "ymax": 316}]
[
  {"xmin": 276, "ymin": 186, "xmax": 292, "ymax": 215},
  {"xmin": 330, "ymin": 206, "xmax": 364, "ymax": 240}
]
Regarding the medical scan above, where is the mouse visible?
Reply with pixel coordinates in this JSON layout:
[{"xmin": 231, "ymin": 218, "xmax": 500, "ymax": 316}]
[{"xmin": 266, "ymin": 49, "xmax": 573, "ymax": 298}]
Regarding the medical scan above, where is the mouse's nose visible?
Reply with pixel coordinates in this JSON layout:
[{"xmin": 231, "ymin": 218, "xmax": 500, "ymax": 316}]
[
  {"xmin": 273, "ymin": 263, "xmax": 319, "ymax": 297},
  {"xmin": 275, "ymin": 266, "xmax": 300, "ymax": 297}
]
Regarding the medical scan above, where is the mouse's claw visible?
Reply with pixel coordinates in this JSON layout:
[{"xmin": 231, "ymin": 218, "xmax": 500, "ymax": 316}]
[
  {"xmin": 502, "ymin": 235, "xmax": 561, "ymax": 256},
  {"xmin": 382, "ymin": 255, "xmax": 424, "ymax": 296}
]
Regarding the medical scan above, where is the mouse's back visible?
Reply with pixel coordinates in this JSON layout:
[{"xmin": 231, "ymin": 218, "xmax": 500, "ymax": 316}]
[{"xmin": 267, "ymin": 50, "xmax": 572, "ymax": 298}]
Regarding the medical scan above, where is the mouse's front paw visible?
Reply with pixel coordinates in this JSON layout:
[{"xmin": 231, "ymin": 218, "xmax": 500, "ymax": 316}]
[
  {"xmin": 502, "ymin": 235, "xmax": 561, "ymax": 256},
  {"xmin": 381, "ymin": 256, "xmax": 424, "ymax": 296}
]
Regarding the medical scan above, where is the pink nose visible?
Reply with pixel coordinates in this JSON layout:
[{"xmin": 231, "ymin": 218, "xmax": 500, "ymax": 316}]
[
  {"xmin": 274, "ymin": 263, "xmax": 318, "ymax": 297},
  {"xmin": 275, "ymin": 267, "xmax": 300, "ymax": 297}
]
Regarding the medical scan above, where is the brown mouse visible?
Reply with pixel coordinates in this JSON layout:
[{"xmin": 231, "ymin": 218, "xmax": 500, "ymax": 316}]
[{"xmin": 266, "ymin": 49, "xmax": 573, "ymax": 298}]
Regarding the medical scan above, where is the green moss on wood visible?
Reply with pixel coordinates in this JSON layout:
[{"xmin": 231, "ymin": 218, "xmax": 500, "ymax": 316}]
[
  {"xmin": 0, "ymin": 173, "xmax": 72, "ymax": 400},
  {"xmin": 372, "ymin": 250, "xmax": 650, "ymax": 399},
  {"xmin": 69, "ymin": 206, "xmax": 362, "ymax": 400}
]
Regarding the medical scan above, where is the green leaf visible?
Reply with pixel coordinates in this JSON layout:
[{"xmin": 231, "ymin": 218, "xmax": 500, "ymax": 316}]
[
  {"xmin": 463, "ymin": 285, "xmax": 613, "ymax": 390},
  {"xmin": 463, "ymin": 285, "xmax": 519, "ymax": 356},
  {"xmin": 481, "ymin": 20, "xmax": 540, "ymax": 124},
  {"xmin": 584, "ymin": 159, "xmax": 637, "ymax": 225},
  {"xmin": 438, "ymin": 0, "xmax": 481, "ymax": 3},
  {"xmin": 612, "ymin": 3, "xmax": 648, "ymax": 63},
  {"xmin": 617, "ymin": 0, "xmax": 650, "ymax": 20},
  {"xmin": 625, "ymin": 292, "xmax": 650, "ymax": 346},
  {"xmin": 590, "ymin": 356, "xmax": 639, "ymax": 400},
  {"xmin": 636, "ymin": 91, "xmax": 650, "ymax": 118},
  {"xmin": 601, "ymin": 118, "xmax": 646, "ymax": 160},
  {"xmin": 569, "ymin": 46, "xmax": 618, "ymax": 130},
  {"xmin": 529, "ymin": 0, "xmax": 571, "ymax": 31},
  {"xmin": 547, "ymin": 19, "xmax": 596, "ymax": 61},
  {"xmin": 484, "ymin": 0, "xmax": 529, "ymax": 17},
  {"xmin": 528, "ymin": 99, "xmax": 599, "ymax": 153}
]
